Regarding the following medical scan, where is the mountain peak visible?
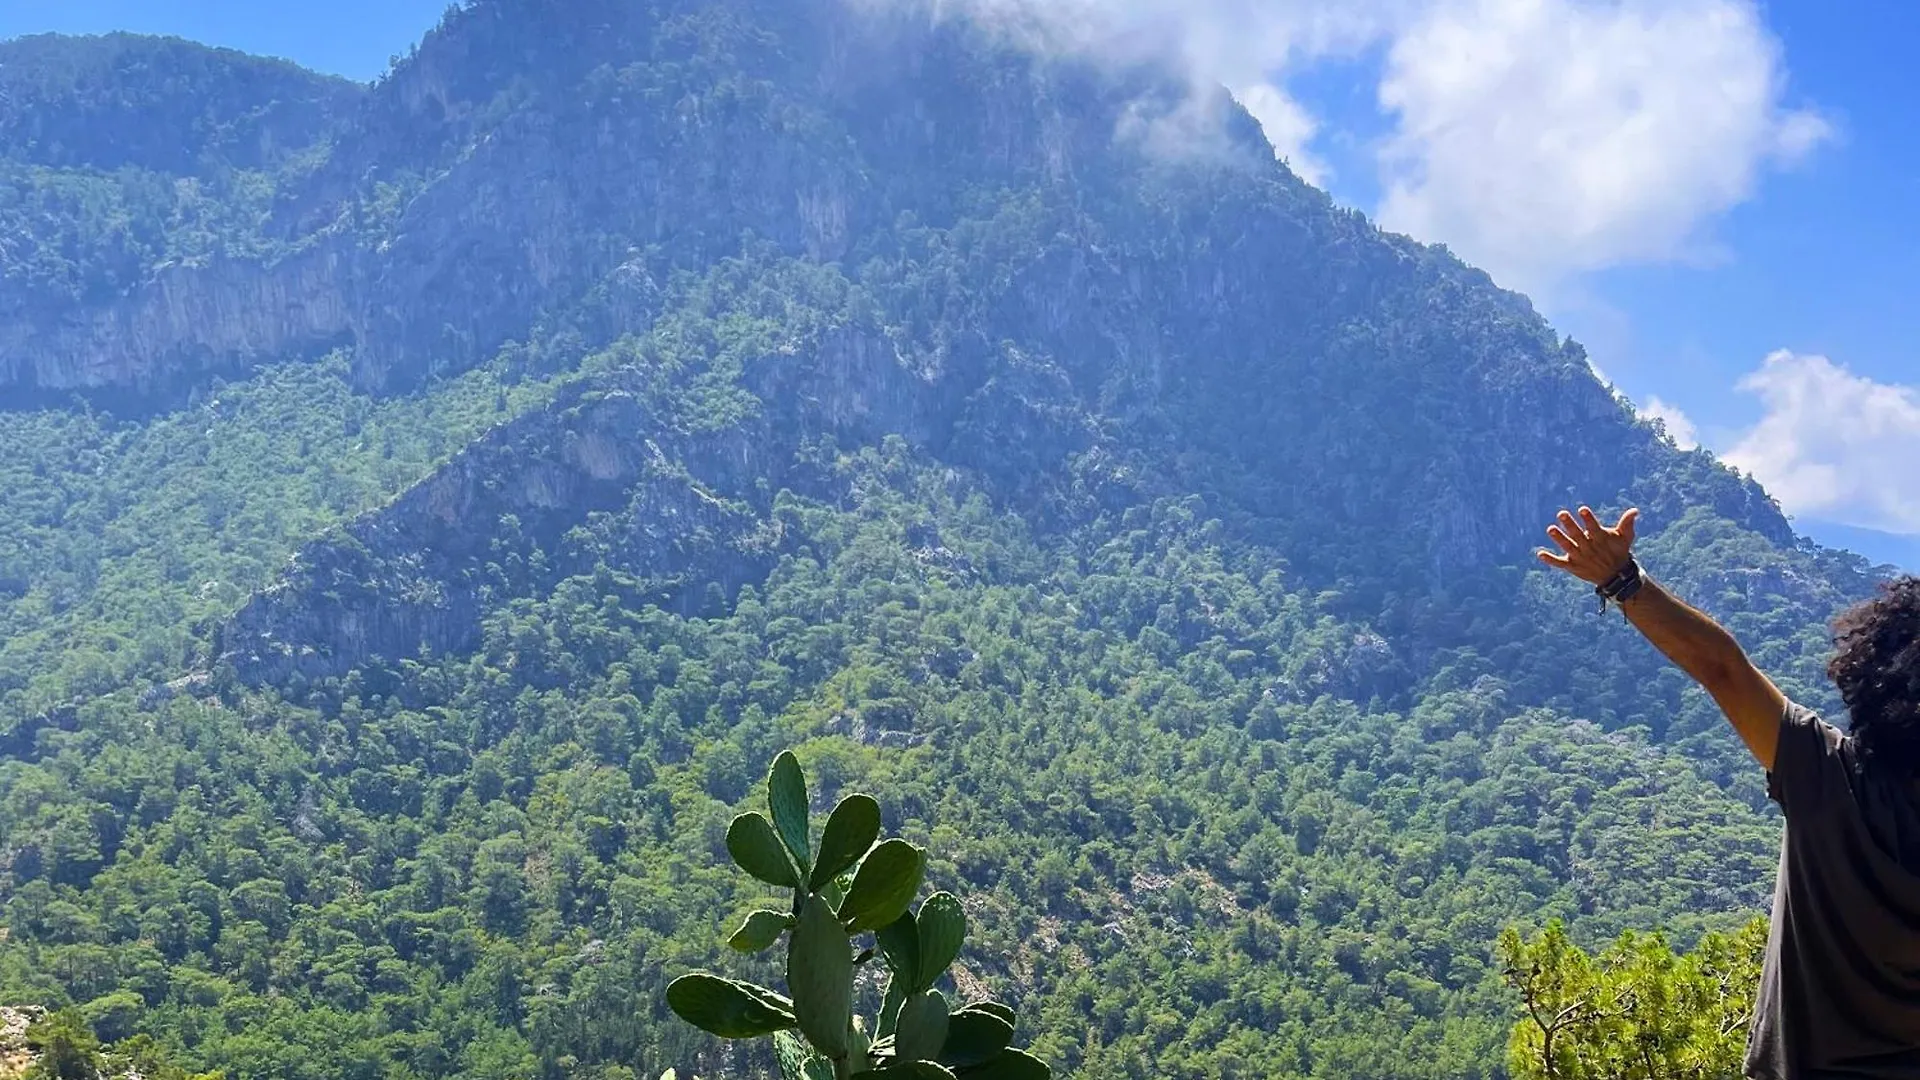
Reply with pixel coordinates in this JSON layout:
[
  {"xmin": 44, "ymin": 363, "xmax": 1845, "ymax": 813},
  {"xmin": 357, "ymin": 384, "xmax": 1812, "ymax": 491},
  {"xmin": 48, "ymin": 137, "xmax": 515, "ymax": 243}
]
[
  {"xmin": 0, "ymin": 7, "xmax": 1890, "ymax": 1079},
  {"xmin": 0, "ymin": 30, "xmax": 360, "ymax": 175},
  {"xmin": 0, "ymin": 0, "xmax": 1797, "ymax": 575}
]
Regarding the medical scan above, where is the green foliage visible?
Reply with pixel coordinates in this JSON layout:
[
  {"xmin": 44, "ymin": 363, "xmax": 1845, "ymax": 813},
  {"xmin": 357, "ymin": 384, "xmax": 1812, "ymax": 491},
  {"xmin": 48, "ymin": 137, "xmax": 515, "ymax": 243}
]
[
  {"xmin": 0, "ymin": 351, "xmax": 562, "ymax": 715},
  {"xmin": 892, "ymin": 990, "xmax": 948, "ymax": 1064},
  {"xmin": 26, "ymin": 1008, "xmax": 103, "ymax": 1080},
  {"xmin": 788, "ymin": 896, "xmax": 856, "ymax": 1059},
  {"xmin": 731, "ymin": 910, "xmax": 795, "ymax": 953},
  {"xmin": 814, "ymin": 795, "xmax": 882, "ymax": 891},
  {"xmin": 937, "ymin": 1010, "xmax": 1012, "ymax": 1069},
  {"xmin": 666, "ymin": 754, "xmax": 1049, "ymax": 1080},
  {"xmin": 664, "ymin": 975, "xmax": 797, "ymax": 1039},
  {"xmin": 770, "ymin": 752, "xmax": 815, "ymax": 879},
  {"xmin": 912, "ymin": 897, "xmax": 965, "ymax": 996},
  {"xmin": 0, "ymin": 34, "xmax": 356, "ymax": 322},
  {"xmin": 1498, "ymin": 918, "xmax": 1767, "ymax": 1080},
  {"xmin": 0, "ymin": 7, "xmax": 1886, "ymax": 1080},
  {"xmin": 0, "ymin": 397, "xmax": 1816, "ymax": 1078},
  {"xmin": 841, "ymin": 842, "xmax": 928, "ymax": 934},
  {"xmin": 729, "ymin": 813, "xmax": 804, "ymax": 889},
  {"xmin": 0, "ymin": 161, "xmax": 282, "ymax": 315},
  {"xmin": 0, "ymin": 32, "xmax": 356, "ymax": 176}
]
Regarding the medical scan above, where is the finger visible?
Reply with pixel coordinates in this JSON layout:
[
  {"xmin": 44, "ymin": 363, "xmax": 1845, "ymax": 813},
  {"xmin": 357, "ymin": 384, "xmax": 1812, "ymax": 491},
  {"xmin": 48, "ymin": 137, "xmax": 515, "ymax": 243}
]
[
  {"xmin": 1578, "ymin": 506, "xmax": 1603, "ymax": 535},
  {"xmin": 1547, "ymin": 526, "xmax": 1580, "ymax": 556},
  {"xmin": 1536, "ymin": 547, "xmax": 1572, "ymax": 568},
  {"xmin": 1556, "ymin": 511, "xmax": 1586, "ymax": 546},
  {"xmin": 1616, "ymin": 508, "xmax": 1640, "ymax": 545}
]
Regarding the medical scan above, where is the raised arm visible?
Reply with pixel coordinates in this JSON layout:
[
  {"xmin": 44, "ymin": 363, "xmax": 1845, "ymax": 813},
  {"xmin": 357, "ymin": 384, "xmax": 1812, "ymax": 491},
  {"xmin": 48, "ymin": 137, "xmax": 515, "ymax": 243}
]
[{"xmin": 1537, "ymin": 506, "xmax": 1787, "ymax": 771}]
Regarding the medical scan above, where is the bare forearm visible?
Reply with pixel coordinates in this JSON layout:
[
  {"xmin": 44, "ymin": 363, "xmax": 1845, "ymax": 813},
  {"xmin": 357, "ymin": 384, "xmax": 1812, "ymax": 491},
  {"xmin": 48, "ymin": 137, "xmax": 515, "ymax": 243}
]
[
  {"xmin": 1618, "ymin": 574, "xmax": 1785, "ymax": 770},
  {"xmin": 1619, "ymin": 577, "xmax": 1747, "ymax": 687},
  {"xmin": 1539, "ymin": 506, "xmax": 1785, "ymax": 770}
]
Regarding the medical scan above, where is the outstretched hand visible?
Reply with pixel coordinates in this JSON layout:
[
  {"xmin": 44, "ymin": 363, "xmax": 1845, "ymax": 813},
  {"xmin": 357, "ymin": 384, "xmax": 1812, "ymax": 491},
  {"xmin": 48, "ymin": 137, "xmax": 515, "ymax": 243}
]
[{"xmin": 1537, "ymin": 506, "xmax": 1639, "ymax": 586}]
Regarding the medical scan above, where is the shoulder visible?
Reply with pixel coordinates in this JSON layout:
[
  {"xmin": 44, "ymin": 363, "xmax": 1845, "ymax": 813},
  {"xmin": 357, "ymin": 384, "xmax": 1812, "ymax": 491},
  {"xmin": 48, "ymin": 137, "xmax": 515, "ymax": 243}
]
[{"xmin": 1766, "ymin": 700, "xmax": 1855, "ymax": 812}]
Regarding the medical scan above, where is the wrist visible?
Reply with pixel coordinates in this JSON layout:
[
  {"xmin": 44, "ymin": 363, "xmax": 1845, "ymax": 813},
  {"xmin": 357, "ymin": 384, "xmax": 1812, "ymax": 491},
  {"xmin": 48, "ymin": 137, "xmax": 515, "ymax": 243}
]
[{"xmin": 1595, "ymin": 556, "xmax": 1645, "ymax": 612}]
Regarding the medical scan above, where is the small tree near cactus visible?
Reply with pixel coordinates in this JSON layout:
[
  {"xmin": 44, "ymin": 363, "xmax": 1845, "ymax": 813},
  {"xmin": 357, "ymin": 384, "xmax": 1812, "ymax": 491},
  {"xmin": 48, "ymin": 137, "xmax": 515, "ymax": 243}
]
[{"xmin": 663, "ymin": 751, "xmax": 1050, "ymax": 1080}]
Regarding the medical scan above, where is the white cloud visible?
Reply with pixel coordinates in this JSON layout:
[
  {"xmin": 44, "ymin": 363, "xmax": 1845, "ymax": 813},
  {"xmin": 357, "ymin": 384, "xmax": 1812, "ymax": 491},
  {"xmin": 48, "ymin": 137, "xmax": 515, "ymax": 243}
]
[
  {"xmin": 1374, "ymin": 0, "xmax": 1829, "ymax": 298},
  {"xmin": 880, "ymin": 0, "xmax": 1826, "ymax": 294},
  {"xmin": 1233, "ymin": 83, "xmax": 1331, "ymax": 186},
  {"xmin": 1640, "ymin": 396, "xmax": 1699, "ymax": 450},
  {"xmin": 896, "ymin": 0, "xmax": 1387, "ymax": 173},
  {"xmin": 1722, "ymin": 352, "xmax": 1920, "ymax": 534}
]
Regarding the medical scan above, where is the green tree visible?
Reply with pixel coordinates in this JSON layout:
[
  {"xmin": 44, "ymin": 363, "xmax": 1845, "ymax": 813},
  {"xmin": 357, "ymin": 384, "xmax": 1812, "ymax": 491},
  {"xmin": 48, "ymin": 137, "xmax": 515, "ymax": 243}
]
[
  {"xmin": 1498, "ymin": 918, "xmax": 1767, "ymax": 1080},
  {"xmin": 26, "ymin": 1008, "xmax": 103, "ymax": 1080}
]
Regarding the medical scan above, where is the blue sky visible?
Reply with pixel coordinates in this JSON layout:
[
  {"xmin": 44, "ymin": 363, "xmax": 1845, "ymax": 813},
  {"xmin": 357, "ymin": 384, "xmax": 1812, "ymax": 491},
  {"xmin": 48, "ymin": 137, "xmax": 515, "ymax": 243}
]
[
  {"xmin": 1265, "ymin": 0, "xmax": 1920, "ymax": 566},
  {"xmin": 2, "ymin": 0, "xmax": 1915, "ymax": 567},
  {"xmin": 0, "ymin": 0, "xmax": 446, "ymax": 82}
]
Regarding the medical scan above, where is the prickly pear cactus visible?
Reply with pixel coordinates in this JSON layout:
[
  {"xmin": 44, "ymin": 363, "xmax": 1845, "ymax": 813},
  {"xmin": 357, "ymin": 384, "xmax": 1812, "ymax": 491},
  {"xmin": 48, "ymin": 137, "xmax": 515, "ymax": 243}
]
[{"xmin": 664, "ymin": 751, "xmax": 1051, "ymax": 1080}]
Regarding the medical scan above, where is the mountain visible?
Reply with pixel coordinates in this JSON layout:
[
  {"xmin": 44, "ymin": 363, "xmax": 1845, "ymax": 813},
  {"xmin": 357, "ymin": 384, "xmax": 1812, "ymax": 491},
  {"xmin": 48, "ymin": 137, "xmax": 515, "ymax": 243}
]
[
  {"xmin": 1799, "ymin": 518, "xmax": 1920, "ymax": 574},
  {"xmin": 0, "ymin": 32, "xmax": 362, "ymax": 408},
  {"xmin": 0, "ymin": 32, "xmax": 359, "ymax": 175},
  {"xmin": 0, "ymin": 3, "xmax": 1893, "ymax": 1079}
]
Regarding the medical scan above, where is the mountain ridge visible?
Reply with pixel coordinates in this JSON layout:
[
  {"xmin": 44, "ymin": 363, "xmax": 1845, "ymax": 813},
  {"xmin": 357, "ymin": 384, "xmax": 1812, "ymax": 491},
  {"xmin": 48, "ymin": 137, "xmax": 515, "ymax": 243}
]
[
  {"xmin": 0, "ymin": 31, "xmax": 360, "ymax": 176},
  {"xmin": 0, "ymin": 4, "xmax": 1896, "ymax": 1079}
]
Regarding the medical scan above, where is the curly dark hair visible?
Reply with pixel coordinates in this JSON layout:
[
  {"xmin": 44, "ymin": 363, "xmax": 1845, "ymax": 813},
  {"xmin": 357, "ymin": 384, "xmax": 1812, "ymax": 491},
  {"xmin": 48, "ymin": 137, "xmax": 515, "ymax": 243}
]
[{"xmin": 1831, "ymin": 575, "xmax": 1920, "ymax": 768}]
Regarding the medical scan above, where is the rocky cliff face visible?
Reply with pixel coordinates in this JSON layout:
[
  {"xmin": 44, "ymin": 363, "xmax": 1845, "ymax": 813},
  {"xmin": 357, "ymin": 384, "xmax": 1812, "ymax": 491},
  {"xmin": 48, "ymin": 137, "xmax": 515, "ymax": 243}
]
[
  {"xmin": 214, "ymin": 254, "xmax": 1791, "ymax": 689},
  {"xmin": 0, "ymin": 0, "xmax": 1243, "ymax": 398},
  {"xmin": 0, "ymin": 245, "xmax": 358, "ymax": 397},
  {"xmin": 218, "ymin": 325, "xmax": 943, "ymax": 682},
  {"xmin": 11, "ymin": 0, "xmax": 1800, "ymax": 676},
  {"xmin": 0, "ymin": 1007, "xmax": 37, "ymax": 1079},
  {"xmin": 0, "ymin": 5, "xmax": 1374, "ymax": 416}
]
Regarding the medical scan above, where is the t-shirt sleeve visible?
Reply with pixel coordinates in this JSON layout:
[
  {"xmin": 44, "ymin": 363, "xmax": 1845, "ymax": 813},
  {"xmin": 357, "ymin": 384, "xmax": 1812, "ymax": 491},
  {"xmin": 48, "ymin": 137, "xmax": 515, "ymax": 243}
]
[{"xmin": 1766, "ymin": 700, "xmax": 1850, "ymax": 813}]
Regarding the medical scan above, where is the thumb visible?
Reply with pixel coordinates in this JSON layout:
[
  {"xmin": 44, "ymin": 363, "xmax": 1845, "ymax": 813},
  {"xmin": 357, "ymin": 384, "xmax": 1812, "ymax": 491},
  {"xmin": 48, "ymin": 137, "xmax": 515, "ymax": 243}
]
[{"xmin": 1617, "ymin": 508, "xmax": 1640, "ymax": 546}]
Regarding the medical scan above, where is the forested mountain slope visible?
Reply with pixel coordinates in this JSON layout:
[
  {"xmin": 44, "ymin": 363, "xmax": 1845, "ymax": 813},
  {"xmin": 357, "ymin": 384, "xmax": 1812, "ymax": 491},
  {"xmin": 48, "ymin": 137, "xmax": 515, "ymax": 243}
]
[
  {"xmin": 0, "ymin": 33, "xmax": 360, "ymax": 402},
  {"xmin": 0, "ymin": 2, "xmax": 1892, "ymax": 1078}
]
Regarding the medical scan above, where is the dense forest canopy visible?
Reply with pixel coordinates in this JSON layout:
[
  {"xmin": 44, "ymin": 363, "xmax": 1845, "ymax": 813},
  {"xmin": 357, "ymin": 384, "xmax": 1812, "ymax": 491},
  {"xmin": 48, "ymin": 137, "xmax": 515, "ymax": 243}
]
[
  {"xmin": 0, "ymin": 2, "xmax": 1892, "ymax": 1078},
  {"xmin": 0, "ymin": 32, "xmax": 359, "ymax": 176}
]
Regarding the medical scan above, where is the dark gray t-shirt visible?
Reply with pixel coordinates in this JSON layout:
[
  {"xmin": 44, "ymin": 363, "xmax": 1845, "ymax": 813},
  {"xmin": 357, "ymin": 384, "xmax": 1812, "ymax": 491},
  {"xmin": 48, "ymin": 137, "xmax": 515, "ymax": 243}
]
[{"xmin": 1747, "ymin": 702, "xmax": 1920, "ymax": 1079}]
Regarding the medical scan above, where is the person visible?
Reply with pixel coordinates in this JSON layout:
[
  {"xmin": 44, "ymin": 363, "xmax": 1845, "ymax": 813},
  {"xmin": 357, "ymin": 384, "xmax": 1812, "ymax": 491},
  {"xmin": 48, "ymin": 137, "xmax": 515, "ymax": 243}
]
[{"xmin": 1539, "ymin": 505, "xmax": 1920, "ymax": 1080}]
